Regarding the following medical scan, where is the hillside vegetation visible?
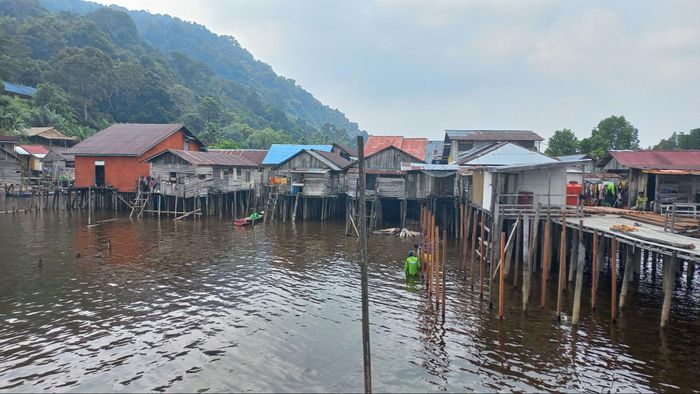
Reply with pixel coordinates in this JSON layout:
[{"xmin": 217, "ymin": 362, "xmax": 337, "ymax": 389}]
[{"xmin": 0, "ymin": 0, "xmax": 363, "ymax": 148}]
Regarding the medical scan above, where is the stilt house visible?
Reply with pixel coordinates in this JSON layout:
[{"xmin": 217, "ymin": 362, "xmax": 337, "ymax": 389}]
[
  {"xmin": 0, "ymin": 135, "xmax": 21, "ymax": 186},
  {"xmin": 274, "ymin": 149, "xmax": 351, "ymax": 197},
  {"xmin": 22, "ymin": 127, "xmax": 78, "ymax": 147},
  {"xmin": 68, "ymin": 123, "xmax": 205, "ymax": 192},
  {"xmin": 442, "ymin": 129, "xmax": 544, "ymax": 163},
  {"xmin": 145, "ymin": 149, "xmax": 260, "ymax": 198},
  {"xmin": 42, "ymin": 147, "xmax": 75, "ymax": 184}
]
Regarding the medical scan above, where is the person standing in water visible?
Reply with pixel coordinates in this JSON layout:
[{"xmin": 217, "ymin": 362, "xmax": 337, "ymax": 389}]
[{"xmin": 405, "ymin": 250, "xmax": 421, "ymax": 277}]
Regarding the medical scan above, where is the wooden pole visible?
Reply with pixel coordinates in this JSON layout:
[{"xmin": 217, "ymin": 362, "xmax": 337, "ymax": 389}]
[
  {"xmin": 522, "ymin": 215, "xmax": 530, "ymax": 311},
  {"xmin": 498, "ymin": 231, "xmax": 506, "ymax": 319},
  {"xmin": 356, "ymin": 136, "xmax": 372, "ymax": 393},
  {"xmin": 87, "ymin": 187, "xmax": 92, "ymax": 225},
  {"xmin": 557, "ymin": 214, "xmax": 567, "ymax": 320},
  {"xmin": 619, "ymin": 244, "xmax": 634, "ymax": 309},
  {"xmin": 572, "ymin": 220, "xmax": 586, "ymax": 324},
  {"xmin": 661, "ymin": 253, "xmax": 677, "ymax": 328},
  {"xmin": 442, "ymin": 228, "xmax": 447, "ymax": 319},
  {"xmin": 435, "ymin": 225, "xmax": 441, "ymax": 308},
  {"xmin": 540, "ymin": 218, "xmax": 551, "ymax": 308},
  {"xmin": 591, "ymin": 231, "xmax": 599, "ymax": 310},
  {"xmin": 514, "ymin": 216, "xmax": 522, "ymax": 288},
  {"xmin": 479, "ymin": 212, "xmax": 485, "ymax": 298},
  {"xmin": 611, "ymin": 238, "xmax": 618, "ymax": 322},
  {"xmin": 469, "ymin": 209, "xmax": 477, "ymax": 284}
]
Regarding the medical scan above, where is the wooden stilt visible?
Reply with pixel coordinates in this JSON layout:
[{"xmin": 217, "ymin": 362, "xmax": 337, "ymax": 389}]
[
  {"xmin": 611, "ymin": 238, "xmax": 618, "ymax": 322},
  {"xmin": 572, "ymin": 221, "xmax": 586, "ymax": 324},
  {"xmin": 469, "ymin": 209, "xmax": 477, "ymax": 283},
  {"xmin": 442, "ymin": 228, "xmax": 447, "ymax": 319},
  {"xmin": 499, "ymin": 231, "xmax": 506, "ymax": 319},
  {"xmin": 557, "ymin": 215, "xmax": 567, "ymax": 320},
  {"xmin": 619, "ymin": 244, "xmax": 634, "ymax": 309},
  {"xmin": 514, "ymin": 216, "xmax": 522, "ymax": 288},
  {"xmin": 661, "ymin": 253, "xmax": 677, "ymax": 328},
  {"xmin": 436, "ymin": 225, "xmax": 441, "ymax": 308},
  {"xmin": 591, "ymin": 231, "xmax": 599, "ymax": 310},
  {"xmin": 540, "ymin": 218, "xmax": 551, "ymax": 308},
  {"xmin": 522, "ymin": 215, "xmax": 530, "ymax": 311},
  {"xmin": 479, "ymin": 212, "xmax": 485, "ymax": 298}
]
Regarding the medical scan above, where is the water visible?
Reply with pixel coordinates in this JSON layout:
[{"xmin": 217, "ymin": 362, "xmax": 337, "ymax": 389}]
[{"xmin": 1, "ymin": 209, "xmax": 700, "ymax": 392}]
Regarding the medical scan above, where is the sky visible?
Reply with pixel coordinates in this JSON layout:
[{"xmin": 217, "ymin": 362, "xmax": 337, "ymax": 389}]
[{"xmin": 95, "ymin": 0, "xmax": 700, "ymax": 147}]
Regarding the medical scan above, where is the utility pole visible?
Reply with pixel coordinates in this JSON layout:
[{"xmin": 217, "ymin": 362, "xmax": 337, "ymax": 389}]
[{"xmin": 357, "ymin": 136, "xmax": 372, "ymax": 393}]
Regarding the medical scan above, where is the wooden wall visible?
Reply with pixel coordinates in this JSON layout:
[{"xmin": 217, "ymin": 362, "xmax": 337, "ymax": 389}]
[{"xmin": 0, "ymin": 149, "xmax": 22, "ymax": 185}]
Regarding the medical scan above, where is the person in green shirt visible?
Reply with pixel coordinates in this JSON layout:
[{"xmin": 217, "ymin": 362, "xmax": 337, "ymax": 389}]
[
  {"xmin": 634, "ymin": 192, "xmax": 648, "ymax": 211},
  {"xmin": 405, "ymin": 250, "xmax": 421, "ymax": 277},
  {"xmin": 248, "ymin": 211, "xmax": 261, "ymax": 220}
]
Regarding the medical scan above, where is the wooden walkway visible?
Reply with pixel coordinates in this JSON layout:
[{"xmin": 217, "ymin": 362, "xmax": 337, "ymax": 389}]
[{"xmin": 559, "ymin": 214, "xmax": 699, "ymax": 262}]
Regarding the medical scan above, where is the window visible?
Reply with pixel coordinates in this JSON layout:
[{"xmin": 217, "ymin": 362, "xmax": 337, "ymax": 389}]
[
  {"xmin": 198, "ymin": 174, "xmax": 206, "ymax": 180},
  {"xmin": 245, "ymin": 170, "xmax": 251, "ymax": 182},
  {"xmin": 223, "ymin": 170, "xmax": 229, "ymax": 180},
  {"xmin": 236, "ymin": 168, "xmax": 242, "ymax": 176},
  {"xmin": 458, "ymin": 141, "xmax": 473, "ymax": 152},
  {"xmin": 169, "ymin": 172, "xmax": 177, "ymax": 182},
  {"xmin": 366, "ymin": 174, "xmax": 377, "ymax": 190},
  {"xmin": 184, "ymin": 141, "xmax": 189, "ymax": 151}
]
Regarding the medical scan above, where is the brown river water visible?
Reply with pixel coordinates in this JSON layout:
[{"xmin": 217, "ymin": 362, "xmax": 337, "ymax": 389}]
[{"xmin": 1, "ymin": 207, "xmax": 700, "ymax": 392}]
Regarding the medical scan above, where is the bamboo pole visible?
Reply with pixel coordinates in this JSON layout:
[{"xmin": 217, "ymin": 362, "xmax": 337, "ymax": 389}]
[
  {"xmin": 557, "ymin": 214, "xmax": 567, "ymax": 320},
  {"xmin": 498, "ymin": 231, "xmax": 506, "ymax": 319}
]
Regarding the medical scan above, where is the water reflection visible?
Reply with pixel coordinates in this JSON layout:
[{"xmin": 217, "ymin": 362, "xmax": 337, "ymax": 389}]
[{"xmin": 0, "ymin": 210, "xmax": 699, "ymax": 392}]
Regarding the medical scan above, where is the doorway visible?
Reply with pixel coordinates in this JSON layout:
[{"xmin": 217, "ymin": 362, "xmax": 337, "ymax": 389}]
[
  {"xmin": 647, "ymin": 173, "xmax": 656, "ymax": 202},
  {"xmin": 95, "ymin": 161, "xmax": 105, "ymax": 186}
]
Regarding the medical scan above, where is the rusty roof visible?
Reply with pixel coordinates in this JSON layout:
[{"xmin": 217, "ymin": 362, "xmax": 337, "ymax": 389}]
[
  {"xmin": 603, "ymin": 150, "xmax": 700, "ymax": 171},
  {"xmin": 23, "ymin": 127, "xmax": 78, "ymax": 141},
  {"xmin": 314, "ymin": 149, "xmax": 352, "ymax": 169},
  {"xmin": 445, "ymin": 130, "xmax": 544, "ymax": 141},
  {"xmin": 145, "ymin": 149, "xmax": 256, "ymax": 167},
  {"xmin": 332, "ymin": 143, "xmax": 357, "ymax": 157},
  {"xmin": 0, "ymin": 135, "xmax": 19, "ymax": 143},
  {"xmin": 364, "ymin": 136, "xmax": 428, "ymax": 161},
  {"xmin": 68, "ymin": 123, "xmax": 203, "ymax": 156},
  {"xmin": 209, "ymin": 149, "xmax": 268, "ymax": 165}
]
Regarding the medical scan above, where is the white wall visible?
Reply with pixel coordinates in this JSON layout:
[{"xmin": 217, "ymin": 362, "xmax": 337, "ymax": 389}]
[
  {"xmin": 517, "ymin": 167, "xmax": 567, "ymax": 207},
  {"xmin": 483, "ymin": 171, "xmax": 493, "ymax": 211}
]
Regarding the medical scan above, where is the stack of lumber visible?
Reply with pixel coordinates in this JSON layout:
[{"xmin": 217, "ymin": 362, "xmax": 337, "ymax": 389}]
[{"xmin": 621, "ymin": 211, "xmax": 699, "ymax": 232}]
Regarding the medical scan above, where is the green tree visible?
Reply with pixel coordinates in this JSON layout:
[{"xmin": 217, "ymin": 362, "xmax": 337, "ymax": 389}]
[
  {"xmin": 197, "ymin": 121, "xmax": 224, "ymax": 146},
  {"xmin": 209, "ymin": 138, "xmax": 241, "ymax": 149},
  {"xmin": 244, "ymin": 128, "xmax": 291, "ymax": 149},
  {"xmin": 655, "ymin": 129, "xmax": 700, "ymax": 150},
  {"xmin": 544, "ymin": 128, "xmax": 579, "ymax": 156},
  {"xmin": 44, "ymin": 46, "xmax": 114, "ymax": 122},
  {"xmin": 0, "ymin": 95, "xmax": 32, "ymax": 134},
  {"xmin": 580, "ymin": 115, "xmax": 640, "ymax": 159}
]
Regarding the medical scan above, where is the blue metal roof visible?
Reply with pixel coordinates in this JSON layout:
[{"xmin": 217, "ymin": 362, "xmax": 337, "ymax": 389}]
[
  {"xmin": 2, "ymin": 81, "xmax": 37, "ymax": 97},
  {"xmin": 262, "ymin": 144, "xmax": 333, "ymax": 165}
]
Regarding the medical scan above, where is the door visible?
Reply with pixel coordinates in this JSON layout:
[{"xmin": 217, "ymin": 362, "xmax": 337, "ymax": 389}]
[
  {"xmin": 95, "ymin": 161, "xmax": 105, "ymax": 186},
  {"xmin": 647, "ymin": 173, "xmax": 656, "ymax": 202}
]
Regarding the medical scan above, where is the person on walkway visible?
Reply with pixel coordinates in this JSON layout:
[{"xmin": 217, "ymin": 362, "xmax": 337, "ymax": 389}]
[{"xmin": 405, "ymin": 250, "xmax": 421, "ymax": 277}]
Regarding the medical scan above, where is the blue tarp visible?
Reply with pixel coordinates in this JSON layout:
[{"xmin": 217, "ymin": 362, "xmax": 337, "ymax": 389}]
[
  {"xmin": 2, "ymin": 81, "xmax": 37, "ymax": 97},
  {"xmin": 262, "ymin": 144, "xmax": 333, "ymax": 165}
]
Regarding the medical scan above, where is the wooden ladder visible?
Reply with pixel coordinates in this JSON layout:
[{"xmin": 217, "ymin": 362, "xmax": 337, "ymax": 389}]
[
  {"xmin": 291, "ymin": 193, "xmax": 300, "ymax": 222},
  {"xmin": 130, "ymin": 183, "xmax": 151, "ymax": 219}
]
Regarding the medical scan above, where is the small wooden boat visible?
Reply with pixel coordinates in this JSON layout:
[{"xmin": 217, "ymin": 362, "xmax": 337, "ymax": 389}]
[{"xmin": 234, "ymin": 212, "xmax": 264, "ymax": 227}]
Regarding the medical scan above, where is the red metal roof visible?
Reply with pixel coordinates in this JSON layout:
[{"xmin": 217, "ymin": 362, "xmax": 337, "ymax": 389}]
[
  {"xmin": 19, "ymin": 144, "xmax": 48, "ymax": 155},
  {"xmin": 608, "ymin": 150, "xmax": 700, "ymax": 171},
  {"xmin": 364, "ymin": 136, "xmax": 428, "ymax": 161}
]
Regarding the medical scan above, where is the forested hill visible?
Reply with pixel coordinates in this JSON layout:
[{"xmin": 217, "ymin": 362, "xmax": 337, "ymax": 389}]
[{"xmin": 0, "ymin": 0, "xmax": 364, "ymax": 148}]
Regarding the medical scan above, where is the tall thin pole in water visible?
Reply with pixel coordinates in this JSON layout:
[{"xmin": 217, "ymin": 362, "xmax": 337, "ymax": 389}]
[{"xmin": 356, "ymin": 136, "xmax": 372, "ymax": 393}]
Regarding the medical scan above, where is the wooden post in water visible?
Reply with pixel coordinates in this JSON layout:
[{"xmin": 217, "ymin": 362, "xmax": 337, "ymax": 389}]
[
  {"xmin": 442, "ymin": 229, "xmax": 447, "ymax": 319},
  {"xmin": 661, "ymin": 253, "xmax": 677, "ymax": 328},
  {"xmin": 572, "ymin": 220, "xmax": 586, "ymax": 324},
  {"xmin": 435, "ymin": 225, "xmax": 441, "ymax": 309},
  {"xmin": 356, "ymin": 136, "xmax": 372, "ymax": 393},
  {"xmin": 87, "ymin": 187, "xmax": 92, "ymax": 225},
  {"xmin": 540, "ymin": 218, "xmax": 551, "ymax": 308},
  {"xmin": 591, "ymin": 231, "xmax": 599, "ymax": 310},
  {"xmin": 479, "ymin": 212, "xmax": 485, "ymax": 298},
  {"xmin": 522, "ymin": 215, "xmax": 530, "ymax": 311},
  {"xmin": 469, "ymin": 209, "xmax": 477, "ymax": 284},
  {"xmin": 557, "ymin": 214, "xmax": 567, "ymax": 320},
  {"xmin": 611, "ymin": 238, "xmax": 618, "ymax": 322},
  {"xmin": 514, "ymin": 217, "xmax": 522, "ymax": 288},
  {"xmin": 499, "ymin": 231, "xmax": 506, "ymax": 319},
  {"xmin": 619, "ymin": 244, "xmax": 634, "ymax": 309}
]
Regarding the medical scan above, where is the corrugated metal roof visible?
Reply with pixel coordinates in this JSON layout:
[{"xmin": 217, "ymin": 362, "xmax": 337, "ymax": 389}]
[
  {"xmin": 489, "ymin": 159, "xmax": 590, "ymax": 173},
  {"xmin": 332, "ymin": 143, "xmax": 357, "ymax": 157},
  {"xmin": 209, "ymin": 149, "xmax": 268, "ymax": 165},
  {"xmin": 557, "ymin": 153, "xmax": 591, "ymax": 161},
  {"xmin": 2, "ymin": 81, "xmax": 37, "ymax": 97},
  {"xmin": 401, "ymin": 162, "xmax": 459, "ymax": 171},
  {"xmin": 425, "ymin": 140, "xmax": 444, "ymax": 163},
  {"xmin": 23, "ymin": 127, "xmax": 78, "ymax": 141},
  {"xmin": 45, "ymin": 146, "xmax": 75, "ymax": 161},
  {"xmin": 456, "ymin": 142, "xmax": 556, "ymax": 166},
  {"xmin": 445, "ymin": 129, "xmax": 544, "ymax": 141},
  {"xmin": 16, "ymin": 144, "xmax": 48, "ymax": 157},
  {"xmin": 314, "ymin": 150, "xmax": 352, "ymax": 169},
  {"xmin": 146, "ymin": 149, "xmax": 256, "ymax": 167},
  {"xmin": 67, "ymin": 123, "xmax": 201, "ymax": 156},
  {"xmin": 0, "ymin": 135, "xmax": 19, "ymax": 143},
  {"xmin": 606, "ymin": 150, "xmax": 700, "ymax": 171},
  {"xmin": 262, "ymin": 144, "xmax": 332, "ymax": 165},
  {"xmin": 364, "ymin": 136, "xmax": 428, "ymax": 161}
]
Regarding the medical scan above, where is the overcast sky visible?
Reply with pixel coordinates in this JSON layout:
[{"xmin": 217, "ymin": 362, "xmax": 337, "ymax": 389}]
[{"xmin": 96, "ymin": 0, "xmax": 699, "ymax": 147}]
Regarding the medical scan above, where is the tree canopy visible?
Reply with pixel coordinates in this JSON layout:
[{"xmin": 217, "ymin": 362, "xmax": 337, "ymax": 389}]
[
  {"xmin": 545, "ymin": 128, "xmax": 579, "ymax": 156},
  {"xmin": 579, "ymin": 115, "xmax": 640, "ymax": 159},
  {"xmin": 654, "ymin": 129, "xmax": 700, "ymax": 150}
]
